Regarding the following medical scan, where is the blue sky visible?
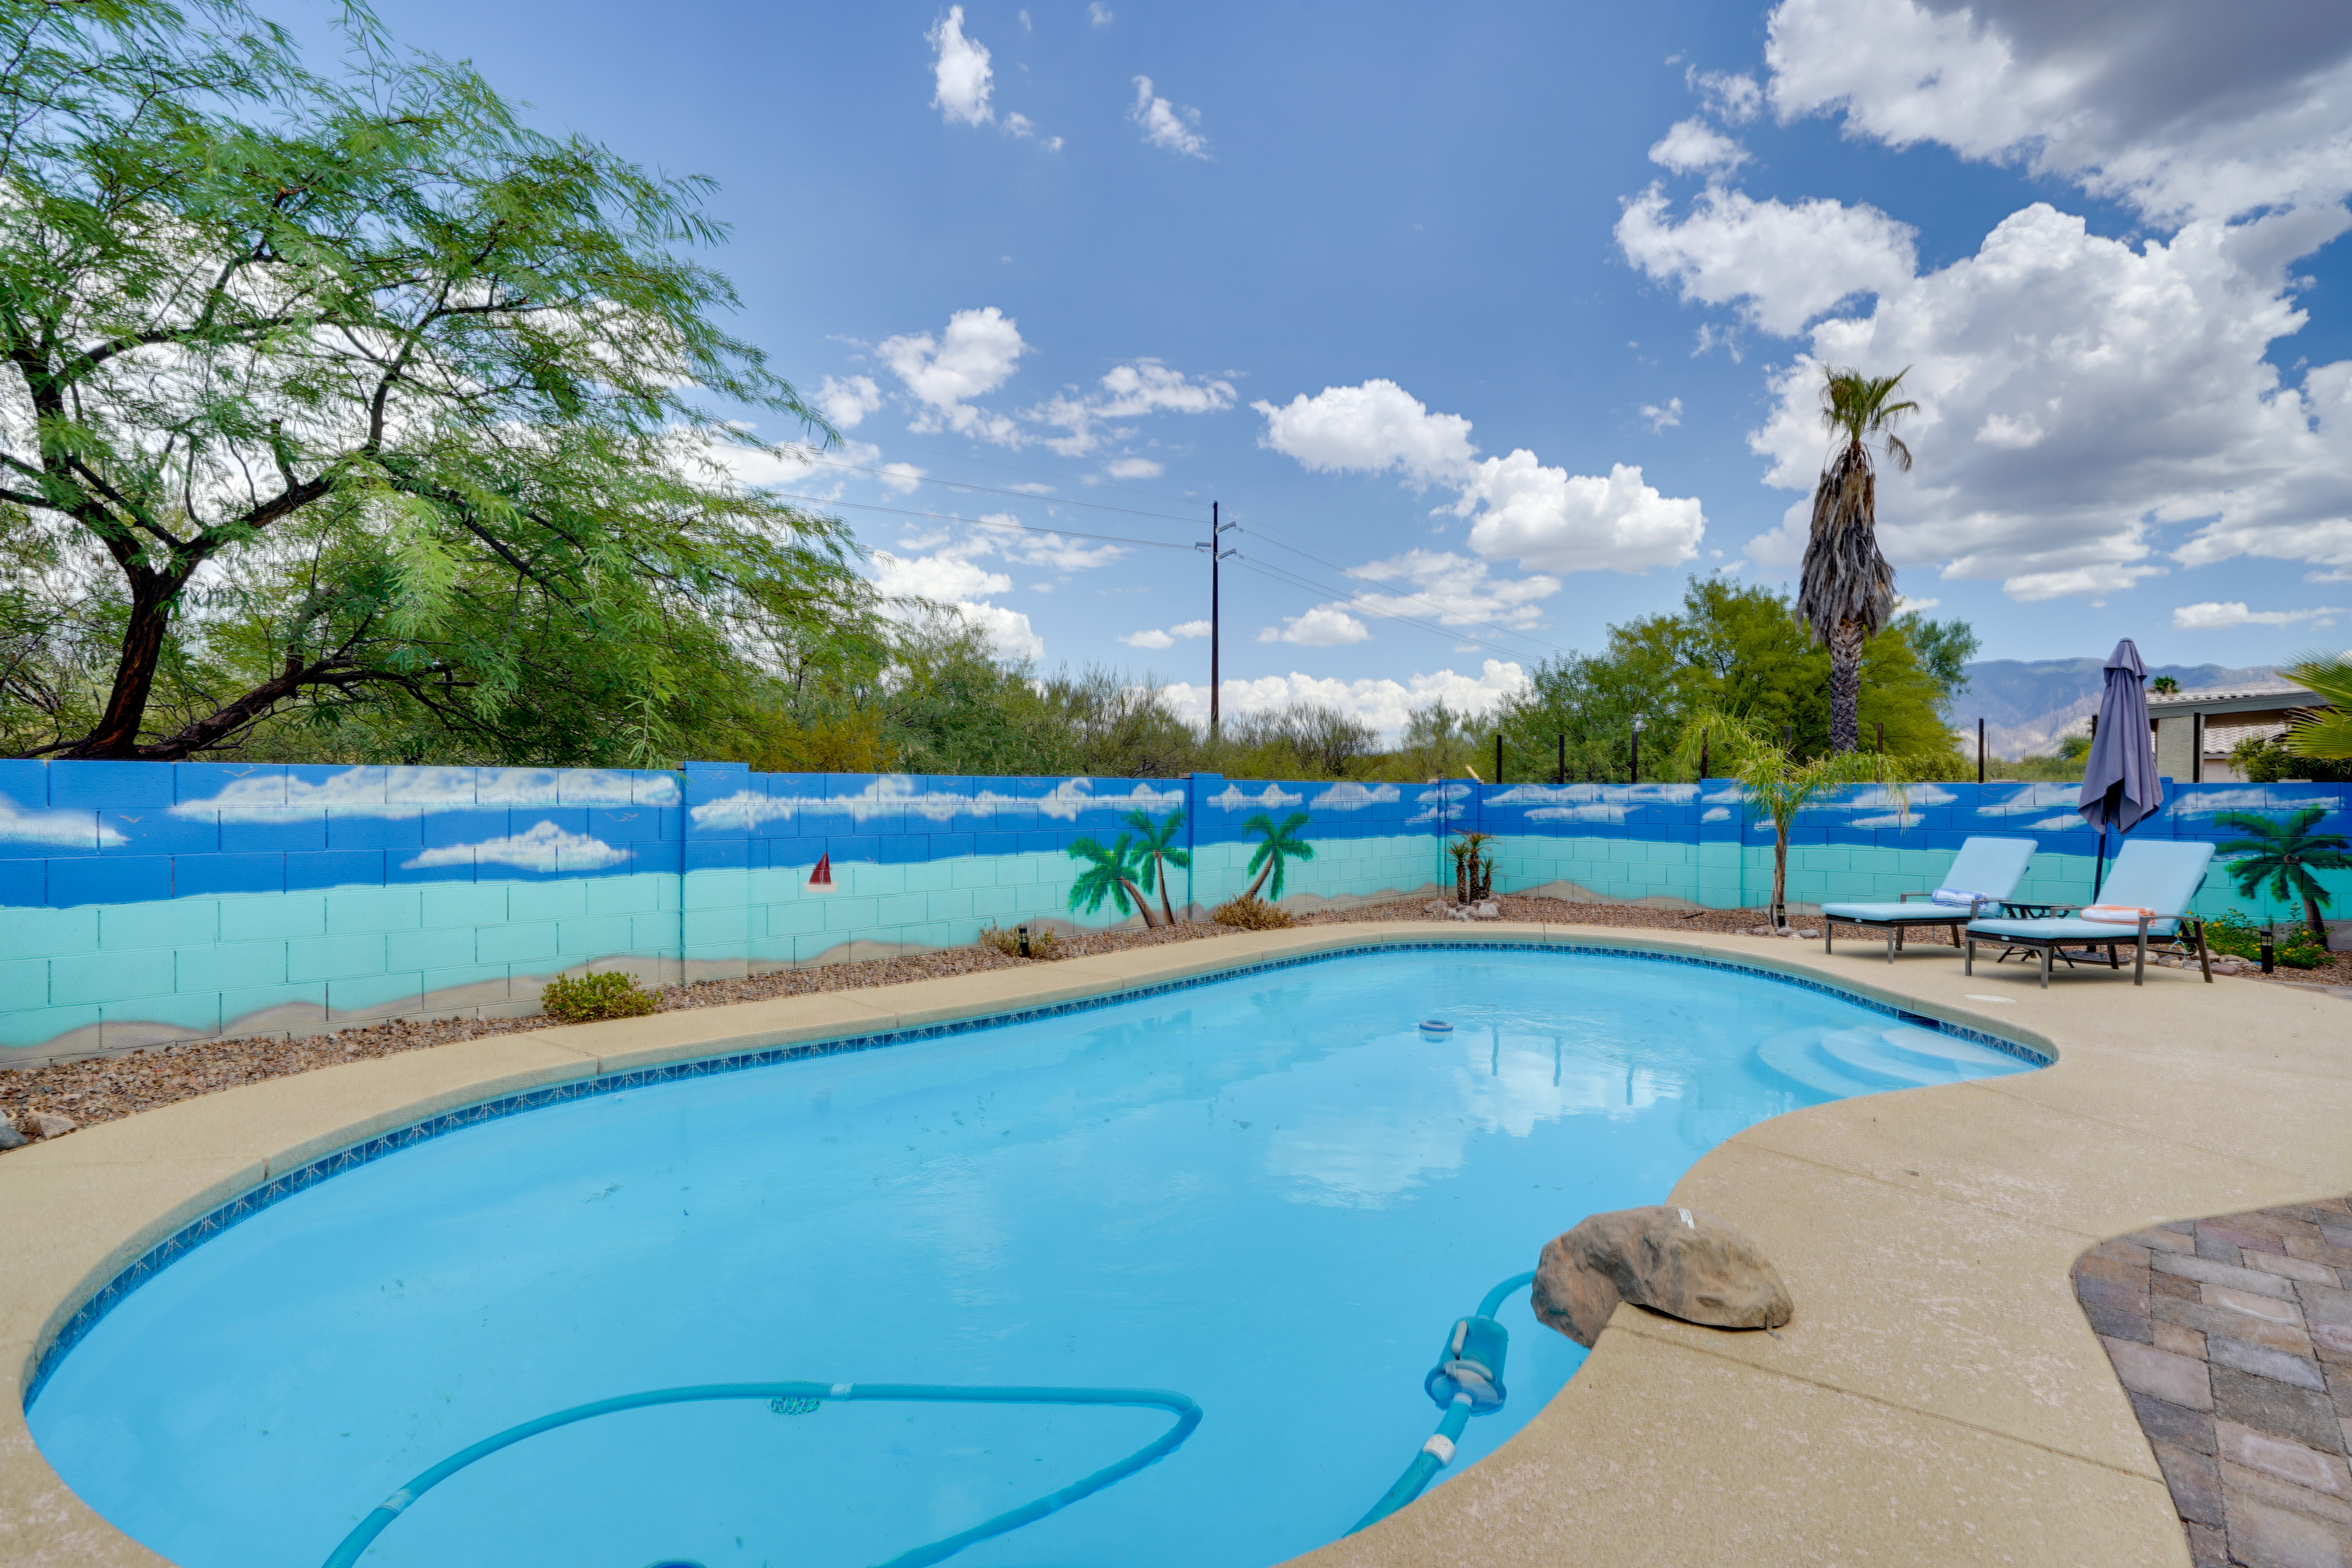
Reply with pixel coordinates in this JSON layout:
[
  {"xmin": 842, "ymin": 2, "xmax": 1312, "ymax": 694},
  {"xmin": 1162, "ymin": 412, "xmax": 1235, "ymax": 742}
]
[{"xmin": 317, "ymin": 1, "xmax": 2352, "ymax": 733}]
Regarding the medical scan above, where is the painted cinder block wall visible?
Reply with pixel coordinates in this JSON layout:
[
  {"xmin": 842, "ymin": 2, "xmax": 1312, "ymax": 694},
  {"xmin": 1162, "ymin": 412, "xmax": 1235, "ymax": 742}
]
[{"xmin": 1, "ymin": 760, "xmax": 2343, "ymax": 1065}]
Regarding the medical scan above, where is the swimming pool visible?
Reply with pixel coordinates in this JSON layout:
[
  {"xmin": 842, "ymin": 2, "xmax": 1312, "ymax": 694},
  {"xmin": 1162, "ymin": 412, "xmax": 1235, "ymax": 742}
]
[{"xmin": 28, "ymin": 944, "xmax": 2038, "ymax": 1568}]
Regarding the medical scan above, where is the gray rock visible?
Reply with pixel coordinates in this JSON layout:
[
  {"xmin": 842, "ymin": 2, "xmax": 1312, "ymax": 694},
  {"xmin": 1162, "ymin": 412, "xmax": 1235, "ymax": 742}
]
[
  {"xmin": 1533, "ymin": 1204, "xmax": 1794, "ymax": 1348},
  {"xmin": 25, "ymin": 1110, "xmax": 75, "ymax": 1139},
  {"xmin": 0, "ymin": 1120, "xmax": 26, "ymax": 1151}
]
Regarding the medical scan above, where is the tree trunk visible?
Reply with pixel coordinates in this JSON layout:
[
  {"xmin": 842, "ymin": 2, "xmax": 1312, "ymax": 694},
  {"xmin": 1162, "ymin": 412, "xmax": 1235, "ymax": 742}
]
[
  {"xmin": 1773, "ymin": 834, "xmax": 1789, "ymax": 931},
  {"xmin": 62, "ymin": 575, "xmax": 178, "ymax": 759},
  {"xmin": 2307, "ymin": 893, "xmax": 2331, "ymax": 949},
  {"xmin": 1156, "ymin": 857, "xmax": 1177, "ymax": 925},
  {"xmin": 1828, "ymin": 618, "xmax": 1865, "ymax": 755},
  {"xmin": 1243, "ymin": 861, "xmax": 1274, "ymax": 903},
  {"xmin": 1120, "ymin": 878, "xmax": 1163, "ymax": 927}
]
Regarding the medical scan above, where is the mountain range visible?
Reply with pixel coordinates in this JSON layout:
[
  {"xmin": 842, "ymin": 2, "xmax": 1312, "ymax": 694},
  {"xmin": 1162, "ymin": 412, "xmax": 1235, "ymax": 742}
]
[{"xmin": 1955, "ymin": 658, "xmax": 2291, "ymax": 758}]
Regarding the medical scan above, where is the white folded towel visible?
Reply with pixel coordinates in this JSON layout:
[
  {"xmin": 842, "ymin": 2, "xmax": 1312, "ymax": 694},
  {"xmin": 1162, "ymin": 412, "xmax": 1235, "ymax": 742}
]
[
  {"xmin": 2081, "ymin": 904, "xmax": 2158, "ymax": 924},
  {"xmin": 1929, "ymin": 888, "xmax": 1991, "ymax": 908}
]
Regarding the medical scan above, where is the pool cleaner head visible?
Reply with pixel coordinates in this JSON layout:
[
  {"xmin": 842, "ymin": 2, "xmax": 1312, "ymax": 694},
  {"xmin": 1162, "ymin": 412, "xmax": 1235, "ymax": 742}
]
[
  {"xmin": 1419, "ymin": 1019, "xmax": 1453, "ymax": 1035},
  {"xmin": 1423, "ymin": 1311, "xmax": 1508, "ymax": 1414}
]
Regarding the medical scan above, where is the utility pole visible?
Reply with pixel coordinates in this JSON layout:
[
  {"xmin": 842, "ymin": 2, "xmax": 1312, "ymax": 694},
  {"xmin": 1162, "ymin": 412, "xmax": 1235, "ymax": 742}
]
[{"xmin": 1196, "ymin": 502, "xmax": 1238, "ymax": 736}]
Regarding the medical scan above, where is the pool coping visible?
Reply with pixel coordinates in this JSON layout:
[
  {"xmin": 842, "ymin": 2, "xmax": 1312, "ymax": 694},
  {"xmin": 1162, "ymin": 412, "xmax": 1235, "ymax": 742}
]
[{"xmin": 6, "ymin": 921, "xmax": 2350, "ymax": 1567}]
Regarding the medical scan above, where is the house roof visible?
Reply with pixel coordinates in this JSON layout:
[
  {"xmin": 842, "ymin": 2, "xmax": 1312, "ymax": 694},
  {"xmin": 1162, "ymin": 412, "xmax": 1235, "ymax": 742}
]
[{"xmin": 2146, "ymin": 686, "xmax": 2320, "ymax": 718}]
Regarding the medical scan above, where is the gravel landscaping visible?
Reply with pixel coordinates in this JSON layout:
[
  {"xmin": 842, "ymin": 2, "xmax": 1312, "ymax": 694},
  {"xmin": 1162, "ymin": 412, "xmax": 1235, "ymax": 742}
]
[{"xmin": 1, "ymin": 894, "xmax": 2334, "ymax": 1144}]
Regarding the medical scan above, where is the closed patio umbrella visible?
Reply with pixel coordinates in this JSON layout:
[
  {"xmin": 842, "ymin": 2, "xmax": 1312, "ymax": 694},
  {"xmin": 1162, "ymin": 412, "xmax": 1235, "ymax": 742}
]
[{"xmin": 2078, "ymin": 638, "xmax": 2162, "ymax": 899}]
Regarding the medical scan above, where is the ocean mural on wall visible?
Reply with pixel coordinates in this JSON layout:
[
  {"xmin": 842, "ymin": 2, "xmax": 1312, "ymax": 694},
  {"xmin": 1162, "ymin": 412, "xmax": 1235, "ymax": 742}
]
[{"xmin": 0, "ymin": 757, "xmax": 2343, "ymax": 1066}]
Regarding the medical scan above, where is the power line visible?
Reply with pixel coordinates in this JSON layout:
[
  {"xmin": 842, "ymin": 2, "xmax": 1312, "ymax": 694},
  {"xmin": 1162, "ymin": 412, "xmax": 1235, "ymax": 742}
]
[
  {"xmin": 784, "ymin": 454, "xmax": 1207, "ymax": 525},
  {"xmin": 771, "ymin": 493, "xmax": 1194, "ymax": 550}
]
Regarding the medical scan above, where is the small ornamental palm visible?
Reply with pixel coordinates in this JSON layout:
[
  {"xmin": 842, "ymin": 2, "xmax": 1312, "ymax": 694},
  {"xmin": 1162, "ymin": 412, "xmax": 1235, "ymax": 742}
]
[
  {"xmin": 1067, "ymin": 833, "xmax": 1159, "ymax": 927},
  {"xmin": 1801, "ymin": 368, "xmax": 1917, "ymax": 754},
  {"xmin": 1676, "ymin": 710, "xmax": 1913, "ymax": 931},
  {"xmin": 1123, "ymin": 808, "xmax": 1191, "ymax": 925},
  {"xmin": 2214, "ymin": 808, "xmax": 2348, "ymax": 949},
  {"xmin": 1240, "ymin": 810, "xmax": 1315, "ymax": 903},
  {"xmin": 2282, "ymin": 652, "xmax": 2352, "ymax": 763}
]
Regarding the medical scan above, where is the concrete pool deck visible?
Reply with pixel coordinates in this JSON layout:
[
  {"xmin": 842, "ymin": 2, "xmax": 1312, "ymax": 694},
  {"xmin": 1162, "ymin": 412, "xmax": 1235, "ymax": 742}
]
[{"xmin": 4, "ymin": 921, "xmax": 2347, "ymax": 1567}]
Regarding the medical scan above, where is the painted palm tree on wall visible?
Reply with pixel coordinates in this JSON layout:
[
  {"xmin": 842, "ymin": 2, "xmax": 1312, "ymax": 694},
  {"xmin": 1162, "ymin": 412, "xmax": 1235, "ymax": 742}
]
[
  {"xmin": 2215, "ymin": 808, "xmax": 2348, "ymax": 949},
  {"xmin": 1801, "ymin": 368, "xmax": 1916, "ymax": 753},
  {"xmin": 1239, "ymin": 811, "xmax": 1315, "ymax": 902},
  {"xmin": 1123, "ymin": 808, "xmax": 1190, "ymax": 925},
  {"xmin": 1068, "ymin": 833, "xmax": 1161, "ymax": 927}
]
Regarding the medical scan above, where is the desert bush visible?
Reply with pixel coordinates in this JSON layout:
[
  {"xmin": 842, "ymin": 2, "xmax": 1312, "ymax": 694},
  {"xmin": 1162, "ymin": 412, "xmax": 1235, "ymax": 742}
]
[
  {"xmin": 1212, "ymin": 895, "xmax": 1294, "ymax": 930},
  {"xmin": 542, "ymin": 971, "xmax": 661, "ymax": 1023},
  {"xmin": 2201, "ymin": 911, "xmax": 2329, "ymax": 969},
  {"xmin": 980, "ymin": 922, "xmax": 1064, "ymax": 960}
]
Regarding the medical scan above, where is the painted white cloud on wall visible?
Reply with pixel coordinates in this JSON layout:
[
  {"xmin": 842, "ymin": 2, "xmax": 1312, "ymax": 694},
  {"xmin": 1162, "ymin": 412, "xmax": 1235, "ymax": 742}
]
[
  {"xmin": 1208, "ymin": 784, "xmax": 1305, "ymax": 812},
  {"xmin": 1308, "ymin": 783, "xmax": 1401, "ymax": 810},
  {"xmin": 170, "ymin": 766, "xmax": 676, "ymax": 817},
  {"xmin": 404, "ymin": 821, "xmax": 632, "ymax": 872},
  {"xmin": 0, "ymin": 801, "xmax": 126, "ymax": 848},
  {"xmin": 690, "ymin": 775, "xmax": 1185, "ymax": 830}
]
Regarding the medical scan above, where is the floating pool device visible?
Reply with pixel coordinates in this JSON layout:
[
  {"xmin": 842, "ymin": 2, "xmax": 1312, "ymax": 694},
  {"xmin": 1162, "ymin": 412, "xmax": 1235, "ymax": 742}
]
[
  {"xmin": 1352, "ymin": 1269, "xmax": 1535, "ymax": 1534},
  {"xmin": 1419, "ymin": 1019, "xmax": 1453, "ymax": 1035}
]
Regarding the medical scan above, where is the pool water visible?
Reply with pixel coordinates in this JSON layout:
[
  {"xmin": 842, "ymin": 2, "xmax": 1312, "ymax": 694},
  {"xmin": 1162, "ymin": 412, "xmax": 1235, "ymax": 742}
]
[{"xmin": 29, "ymin": 948, "xmax": 2034, "ymax": 1568}]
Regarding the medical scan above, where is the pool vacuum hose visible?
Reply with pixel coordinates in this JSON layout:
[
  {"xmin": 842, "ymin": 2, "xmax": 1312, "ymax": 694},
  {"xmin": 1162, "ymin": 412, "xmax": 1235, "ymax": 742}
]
[
  {"xmin": 318, "ymin": 1382, "xmax": 1199, "ymax": 1568},
  {"xmin": 322, "ymin": 1270, "xmax": 1534, "ymax": 1564}
]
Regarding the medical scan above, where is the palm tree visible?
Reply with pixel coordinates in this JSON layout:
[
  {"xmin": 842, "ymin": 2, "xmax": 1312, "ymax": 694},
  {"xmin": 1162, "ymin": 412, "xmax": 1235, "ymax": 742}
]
[
  {"xmin": 1801, "ymin": 368, "xmax": 1917, "ymax": 753},
  {"xmin": 1676, "ymin": 710, "xmax": 1912, "ymax": 930},
  {"xmin": 2150, "ymin": 676, "xmax": 2180, "ymax": 695},
  {"xmin": 2282, "ymin": 652, "xmax": 2352, "ymax": 762},
  {"xmin": 1123, "ymin": 808, "xmax": 1191, "ymax": 925},
  {"xmin": 1239, "ymin": 810, "xmax": 1315, "ymax": 902},
  {"xmin": 1068, "ymin": 833, "xmax": 1161, "ymax": 927},
  {"xmin": 2215, "ymin": 808, "xmax": 2348, "ymax": 949}
]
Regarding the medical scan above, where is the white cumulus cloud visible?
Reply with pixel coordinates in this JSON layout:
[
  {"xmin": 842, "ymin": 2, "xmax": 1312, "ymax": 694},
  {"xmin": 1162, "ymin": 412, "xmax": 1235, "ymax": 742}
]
[
  {"xmin": 1258, "ymin": 606, "xmax": 1373, "ymax": 646},
  {"xmin": 1104, "ymin": 456, "xmax": 1163, "ymax": 480},
  {"xmin": 1161, "ymin": 661, "xmax": 1529, "ymax": 742},
  {"xmin": 1740, "ymin": 203, "xmax": 2352, "ymax": 594},
  {"xmin": 1253, "ymin": 379, "xmax": 1477, "ymax": 488},
  {"xmin": 1764, "ymin": 0, "xmax": 2352, "ymax": 223},
  {"xmin": 879, "ymin": 306, "xmax": 1030, "ymax": 444},
  {"xmin": 1033, "ymin": 359, "xmax": 1235, "ymax": 454},
  {"xmin": 1255, "ymin": 379, "xmax": 1703, "ymax": 576},
  {"xmin": 2173, "ymin": 600, "xmax": 2345, "ymax": 630},
  {"xmin": 1616, "ymin": 184, "xmax": 1917, "ymax": 336},
  {"xmin": 1648, "ymin": 118, "xmax": 1749, "ymax": 174},
  {"xmin": 1642, "ymin": 397, "xmax": 1684, "ymax": 432},
  {"xmin": 815, "ymin": 374, "xmax": 883, "ymax": 431},
  {"xmin": 927, "ymin": 7, "xmax": 995, "ymax": 127},
  {"xmin": 1131, "ymin": 76, "xmax": 1209, "ymax": 159}
]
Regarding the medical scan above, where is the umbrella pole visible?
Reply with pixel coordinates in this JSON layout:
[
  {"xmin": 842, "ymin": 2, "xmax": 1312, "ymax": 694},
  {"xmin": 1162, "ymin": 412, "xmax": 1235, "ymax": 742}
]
[{"xmin": 2093, "ymin": 827, "xmax": 2107, "ymax": 900}]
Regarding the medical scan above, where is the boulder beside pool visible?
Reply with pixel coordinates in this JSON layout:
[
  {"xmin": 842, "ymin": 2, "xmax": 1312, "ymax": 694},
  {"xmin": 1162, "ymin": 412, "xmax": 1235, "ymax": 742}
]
[{"xmin": 1532, "ymin": 1205, "xmax": 1793, "ymax": 1348}]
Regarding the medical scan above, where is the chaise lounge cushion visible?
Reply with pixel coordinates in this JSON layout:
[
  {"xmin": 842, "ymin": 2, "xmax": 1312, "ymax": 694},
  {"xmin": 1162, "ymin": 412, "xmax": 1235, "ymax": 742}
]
[{"xmin": 1820, "ymin": 836, "xmax": 2038, "ymax": 927}]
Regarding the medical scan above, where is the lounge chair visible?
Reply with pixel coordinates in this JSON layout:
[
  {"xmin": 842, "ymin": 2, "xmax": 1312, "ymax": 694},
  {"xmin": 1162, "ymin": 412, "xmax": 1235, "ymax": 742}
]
[
  {"xmin": 1819, "ymin": 836, "xmax": 2039, "ymax": 963},
  {"xmin": 1964, "ymin": 840, "xmax": 2216, "ymax": 988}
]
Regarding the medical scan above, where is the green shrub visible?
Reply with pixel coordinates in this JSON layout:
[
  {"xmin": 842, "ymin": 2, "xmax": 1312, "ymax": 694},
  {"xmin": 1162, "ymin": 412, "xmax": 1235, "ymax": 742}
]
[
  {"xmin": 2201, "ymin": 911, "xmax": 2329, "ymax": 969},
  {"xmin": 542, "ymin": 971, "xmax": 660, "ymax": 1023}
]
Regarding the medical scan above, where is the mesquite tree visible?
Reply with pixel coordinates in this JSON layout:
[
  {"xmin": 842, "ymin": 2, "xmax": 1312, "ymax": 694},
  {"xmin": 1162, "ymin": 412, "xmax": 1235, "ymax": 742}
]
[
  {"xmin": 0, "ymin": 0, "xmax": 869, "ymax": 763},
  {"xmin": 1800, "ymin": 369, "xmax": 1915, "ymax": 755}
]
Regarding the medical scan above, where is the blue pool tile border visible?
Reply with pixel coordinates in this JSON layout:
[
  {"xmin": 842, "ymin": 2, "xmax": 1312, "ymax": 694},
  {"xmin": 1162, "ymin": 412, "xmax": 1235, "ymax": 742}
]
[{"xmin": 23, "ymin": 939, "xmax": 2045, "ymax": 1408}]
